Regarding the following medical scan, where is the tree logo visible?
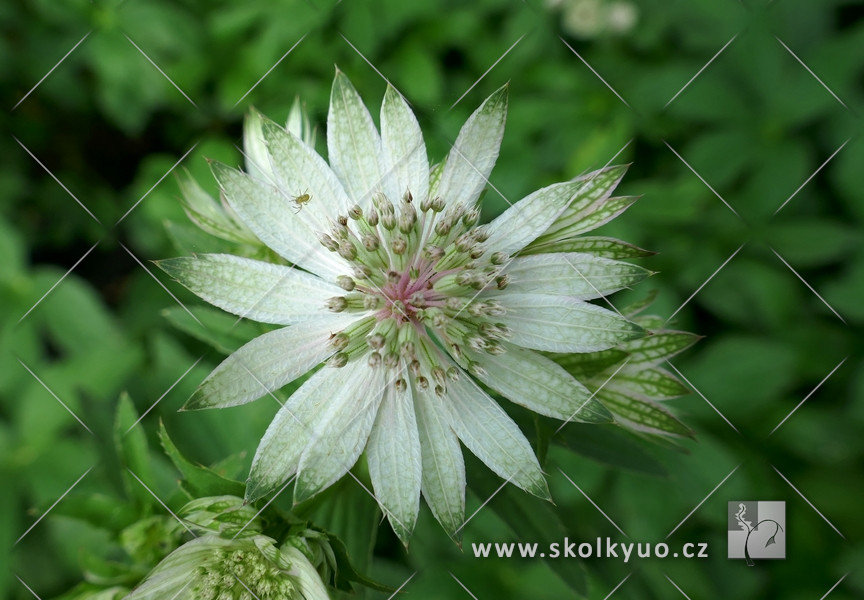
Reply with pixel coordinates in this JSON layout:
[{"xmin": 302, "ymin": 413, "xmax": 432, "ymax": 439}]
[{"xmin": 728, "ymin": 501, "xmax": 785, "ymax": 564}]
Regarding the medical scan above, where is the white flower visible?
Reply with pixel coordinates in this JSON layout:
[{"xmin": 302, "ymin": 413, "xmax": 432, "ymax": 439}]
[
  {"xmin": 124, "ymin": 534, "xmax": 329, "ymax": 600},
  {"xmin": 159, "ymin": 69, "xmax": 649, "ymax": 543}
]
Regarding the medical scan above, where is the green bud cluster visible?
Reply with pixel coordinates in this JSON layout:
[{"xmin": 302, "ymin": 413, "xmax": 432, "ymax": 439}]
[{"xmin": 193, "ymin": 543, "xmax": 297, "ymax": 600}]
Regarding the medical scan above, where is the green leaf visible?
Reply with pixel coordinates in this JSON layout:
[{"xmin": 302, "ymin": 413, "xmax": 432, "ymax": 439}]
[
  {"xmin": 606, "ymin": 367, "xmax": 690, "ymax": 400},
  {"xmin": 521, "ymin": 235, "xmax": 655, "ymax": 259},
  {"xmin": 51, "ymin": 493, "xmax": 138, "ymax": 533},
  {"xmin": 115, "ymin": 393, "xmax": 155, "ymax": 508},
  {"xmin": 596, "ymin": 389, "xmax": 692, "ymax": 437},
  {"xmin": 161, "ymin": 304, "xmax": 266, "ymax": 355},
  {"xmin": 621, "ymin": 331, "xmax": 702, "ymax": 366},
  {"xmin": 470, "ymin": 473, "xmax": 587, "ymax": 596},
  {"xmin": 555, "ymin": 423, "xmax": 669, "ymax": 477},
  {"xmin": 549, "ymin": 348, "xmax": 629, "ymax": 379},
  {"xmin": 326, "ymin": 530, "xmax": 393, "ymax": 593},
  {"xmin": 158, "ymin": 421, "xmax": 245, "ymax": 497}
]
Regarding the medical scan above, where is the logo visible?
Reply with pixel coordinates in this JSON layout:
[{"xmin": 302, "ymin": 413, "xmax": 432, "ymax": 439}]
[{"xmin": 727, "ymin": 501, "xmax": 785, "ymax": 565}]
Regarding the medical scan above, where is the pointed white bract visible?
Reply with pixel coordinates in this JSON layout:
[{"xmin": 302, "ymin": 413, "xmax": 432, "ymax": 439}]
[{"xmin": 163, "ymin": 69, "xmax": 650, "ymax": 542}]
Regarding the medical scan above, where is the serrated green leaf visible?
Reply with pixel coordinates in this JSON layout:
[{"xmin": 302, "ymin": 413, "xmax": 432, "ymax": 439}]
[
  {"xmin": 622, "ymin": 330, "xmax": 702, "ymax": 366},
  {"xmin": 548, "ymin": 348, "xmax": 629, "ymax": 379},
  {"xmin": 596, "ymin": 389, "xmax": 692, "ymax": 437},
  {"xmin": 158, "ymin": 421, "xmax": 245, "ymax": 497},
  {"xmin": 606, "ymin": 367, "xmax": 690, "ymax": 399},
  {"xmin": 521, "ymin": 235, "xmax": 655, "ymax": 259}
]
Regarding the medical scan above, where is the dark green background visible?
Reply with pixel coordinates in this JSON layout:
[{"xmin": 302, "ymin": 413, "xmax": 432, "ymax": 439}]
[{"xmin": 2, "ymin": 0, "xmax": 862, "ymax": 598}]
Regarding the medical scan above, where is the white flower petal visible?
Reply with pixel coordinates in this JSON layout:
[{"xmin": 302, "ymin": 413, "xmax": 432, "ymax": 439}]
[
  {"xmin": 261, "ymin": 118, "xmax": 352, "ymax": 224},
  {"xmin": 211, "ymin": 162, "xmax": 345, "ymax": 280},
  {"xmin": 294, "ymin": 363, "xmax": 385, "ymax": 503},
  {"xmin": 495, "ymin": 293, "xmax": 643, "ymax": 353},
  {"xmin": 442, "ymin": 364, "xmax": 549, "ymax": 499},
  {"xmin": 282, "ymin": 545, "xmax": 331, "ymax": 600},
  {"xmin": 381, "ymin": 84, "xmax": 429, "ymax": 204},
  {"xmin": 125, "ymin": 536, "xmax": 232, "ymax": 599},
  {"xmin": 246, "ymin": 360, "xmax": 369, "ymax": 500},
  {"xmin": 243, "ymin": 109, "xmax": 273, "ymax": 182},
  {"xmin": 327, "ymin": 70, "xmax": 386, "ymax": 206},
  {"xmin": 157, "ymin": 253, "xmax": 340, "ymax": 325},
  {"xmin": 414, "ymin": 385, "xmax": 465, "ymax": 541},
  {"xmin": 436, "ymin": 85, "xmax": 508, "ymax": 209},
  {"xmin": 487, "ymin": 252, "xmax": 651, "ymax": 300},
  {"xmin": 483, "ymin": 180, "xmax": 586, "ymax": 256},
  {"xmin": 367, "ymin": 377, "xmax": 422, "ymax": 544},
  {"xmin": 464, "ymin": 343, "xmax": 612, "ymax": 423},
  {"xmin": 185, "ymin": 315, "xmax": 357, "ymax": 410}
]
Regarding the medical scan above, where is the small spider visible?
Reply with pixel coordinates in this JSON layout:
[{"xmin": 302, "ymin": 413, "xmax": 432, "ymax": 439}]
[{"xmin": 291, "ymin": 190, "xmax": 311, "ymax": 212}]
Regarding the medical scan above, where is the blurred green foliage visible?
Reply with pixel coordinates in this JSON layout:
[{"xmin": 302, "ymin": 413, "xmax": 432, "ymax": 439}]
[{"xmin": 2, "ymin": 0, "xmax": 862, "ymax": 598}]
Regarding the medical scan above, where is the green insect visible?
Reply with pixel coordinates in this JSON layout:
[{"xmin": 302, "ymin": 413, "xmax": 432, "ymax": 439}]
[{"xmin": 291, "ymin": 190, "xmax": 311, "ymax": 212}]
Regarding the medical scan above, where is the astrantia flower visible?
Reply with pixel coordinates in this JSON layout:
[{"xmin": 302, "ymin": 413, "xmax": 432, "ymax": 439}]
[
  {"xmin": 124, "ymin": 535, "xmax": 328, "ymax": 600},
  {"xmin": 126, "ymin": 496, "xmax": 329, "ymax": 600},
  {"xmin": 159, "ymin": 69, "xmax": 650, "ymax": 543}
]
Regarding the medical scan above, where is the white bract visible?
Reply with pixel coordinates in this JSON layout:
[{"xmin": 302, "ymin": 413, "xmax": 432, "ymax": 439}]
[{"xmin": 160, "ymin": 70, "xmax": 649, "ymax": 544}]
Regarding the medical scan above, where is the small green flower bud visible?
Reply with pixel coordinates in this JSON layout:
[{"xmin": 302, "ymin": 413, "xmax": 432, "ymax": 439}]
[
  {"xmin": 327, "ymin": 296, "xmax": 348, "ymax": 312},
  {"xmin": 328, "ymin": 352, "xmax": 349, "ymax": 367},
  {"xmin": 490, "ymin": 251, "xmax": 508, "ymax": 265},
  {"xmin": 336, "ymin": 275, "xmax": 356, "ymax": 291}
]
